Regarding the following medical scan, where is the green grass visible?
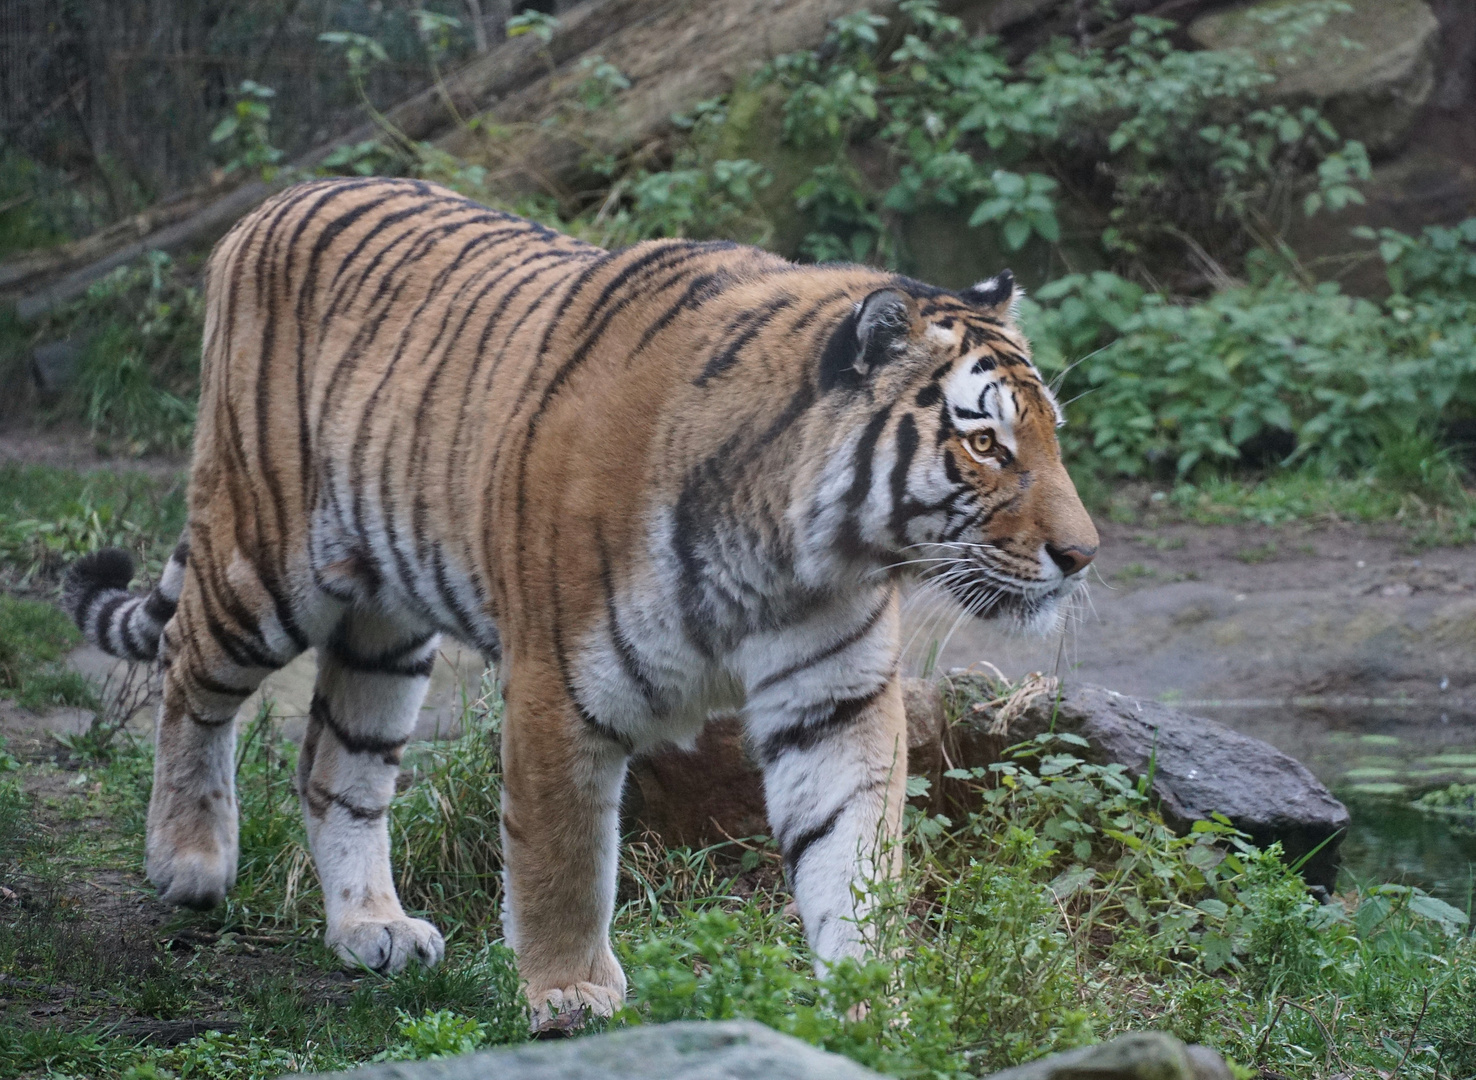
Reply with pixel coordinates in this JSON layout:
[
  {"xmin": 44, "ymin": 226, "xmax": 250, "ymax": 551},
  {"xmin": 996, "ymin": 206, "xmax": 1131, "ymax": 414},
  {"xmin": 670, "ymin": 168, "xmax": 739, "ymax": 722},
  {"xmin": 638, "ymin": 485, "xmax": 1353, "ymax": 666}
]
[
  {"xmin": 0, "ymin": 462, "xmax": 187, "ymax": 587},
  {"xmin": 0, "ymin": 594, "xmax": 94, "ymax": 711},
  {"xmin": 1081, "ymin": 465, "xmax": 1476, "ymax": 544},
  {"xmin": 1, "ymin": 673, "xmax": 1471, "ymax": 1079}
]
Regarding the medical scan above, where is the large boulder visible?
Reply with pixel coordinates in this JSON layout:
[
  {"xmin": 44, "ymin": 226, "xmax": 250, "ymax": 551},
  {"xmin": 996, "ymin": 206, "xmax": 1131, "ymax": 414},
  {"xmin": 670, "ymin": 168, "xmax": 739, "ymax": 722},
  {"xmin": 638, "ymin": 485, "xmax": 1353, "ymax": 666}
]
[
  {"xmin": 947, "ymin": 682, "xmax": 1351, "ymax": 889},
  {"xmin": 295, "ymin": 1022, "xmax": 1233, "ymax": 1080},
  {"xmin": 1189, "ymin": 0, "xmax": 1441, "ymax": 156}
]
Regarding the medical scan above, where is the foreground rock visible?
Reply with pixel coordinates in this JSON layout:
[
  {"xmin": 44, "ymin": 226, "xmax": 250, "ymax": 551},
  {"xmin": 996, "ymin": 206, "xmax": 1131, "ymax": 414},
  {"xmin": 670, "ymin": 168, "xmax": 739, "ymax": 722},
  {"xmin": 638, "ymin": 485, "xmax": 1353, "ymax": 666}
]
[
  {"xmin": 296, "ymin": 1022, "xmax": 1233, "ymax": 1080},
  {"xmin": 988, "ymin": 1031, "xmax": 1232, "ymax": 1080},
  {"xmin": 949, "ymin": 682, "xmax": 1351, "ymax": 890},
  {"xmin": 302, "ymin": 1020, "xmax": 881, "ymax": 1079}
]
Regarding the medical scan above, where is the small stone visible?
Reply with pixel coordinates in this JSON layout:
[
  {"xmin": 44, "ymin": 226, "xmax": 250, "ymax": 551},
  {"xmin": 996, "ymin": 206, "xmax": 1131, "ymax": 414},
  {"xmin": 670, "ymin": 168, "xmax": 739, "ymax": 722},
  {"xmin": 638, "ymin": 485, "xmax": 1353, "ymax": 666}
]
[{"xmin": 30, "ymin": 339, "xmax": 81, "ymax": 396}]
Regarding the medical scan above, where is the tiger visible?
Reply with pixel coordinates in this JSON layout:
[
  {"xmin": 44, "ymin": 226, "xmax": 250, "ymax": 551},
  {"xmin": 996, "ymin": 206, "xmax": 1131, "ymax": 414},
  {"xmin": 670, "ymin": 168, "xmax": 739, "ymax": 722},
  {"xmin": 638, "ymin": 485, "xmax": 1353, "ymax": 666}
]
[{"xmin": 62, "ymin": 176, "xmax": 1097, "ymax": 1028}]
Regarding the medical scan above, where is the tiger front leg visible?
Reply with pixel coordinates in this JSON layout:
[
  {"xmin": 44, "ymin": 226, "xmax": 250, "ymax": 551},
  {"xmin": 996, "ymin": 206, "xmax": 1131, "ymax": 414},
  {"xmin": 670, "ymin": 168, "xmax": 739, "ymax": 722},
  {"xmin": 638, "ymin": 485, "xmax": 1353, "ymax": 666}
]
[
  {"xmin": 298, "ymin": 617, "xmax": 445, "ymax": 974},
  {"xmin": 751, "ymin": 676, "xmax": 909, "ymax": 969},
  {"xmin": 499, "ymin": 670, "xmax": 629, "ymax": 1033}
]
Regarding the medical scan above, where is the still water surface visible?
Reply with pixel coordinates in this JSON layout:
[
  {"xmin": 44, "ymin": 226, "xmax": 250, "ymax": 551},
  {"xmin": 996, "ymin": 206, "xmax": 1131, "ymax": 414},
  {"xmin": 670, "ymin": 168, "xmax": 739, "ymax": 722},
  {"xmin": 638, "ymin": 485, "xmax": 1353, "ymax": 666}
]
[{"xmin": 1201, "ymin": 704, "xmax": 1476, "ymax": 908}]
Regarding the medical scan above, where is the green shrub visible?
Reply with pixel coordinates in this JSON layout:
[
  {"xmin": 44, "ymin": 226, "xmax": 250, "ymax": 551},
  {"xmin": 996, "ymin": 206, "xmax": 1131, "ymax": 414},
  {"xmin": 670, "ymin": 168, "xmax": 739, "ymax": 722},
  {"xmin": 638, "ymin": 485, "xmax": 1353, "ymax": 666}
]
[
  {"xmin": 619, "ymin": 696, "xmax": 1475, "ymax": 1078},
  {"xmin": 29, "ymin": 250, "xmax": 202, "ymax": 454},
  {"xmin": 1025, "ymin": 269, "xmax": 1476, "ymax": 480}
]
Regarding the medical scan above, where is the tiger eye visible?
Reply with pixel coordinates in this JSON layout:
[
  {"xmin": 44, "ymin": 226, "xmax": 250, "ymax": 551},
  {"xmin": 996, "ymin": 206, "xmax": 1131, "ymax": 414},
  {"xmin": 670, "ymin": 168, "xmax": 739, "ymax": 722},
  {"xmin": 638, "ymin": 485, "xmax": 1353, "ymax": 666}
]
[{"xmin": 967, "ymin": 430, "xmax": 996, "ymax": 458}]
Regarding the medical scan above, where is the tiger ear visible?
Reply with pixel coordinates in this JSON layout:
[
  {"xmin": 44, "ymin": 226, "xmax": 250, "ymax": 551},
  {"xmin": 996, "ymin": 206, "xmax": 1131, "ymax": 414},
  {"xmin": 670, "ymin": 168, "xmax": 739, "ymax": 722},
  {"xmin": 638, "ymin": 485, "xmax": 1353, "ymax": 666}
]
[
  {"xmin": 961, "ymin": 269, "xmax": 1019, "ymax": 321},
  {"xmin": 819, "ymin": 288, "xmax": 914, "ymax": 390}
]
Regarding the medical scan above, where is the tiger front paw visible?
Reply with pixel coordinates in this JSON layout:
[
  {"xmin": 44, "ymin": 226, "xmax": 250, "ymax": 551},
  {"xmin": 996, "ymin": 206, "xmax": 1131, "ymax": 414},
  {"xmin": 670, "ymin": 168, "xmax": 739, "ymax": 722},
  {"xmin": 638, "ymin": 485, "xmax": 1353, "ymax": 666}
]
[
  {"xmin": 327, "ymin": 916, "xmax": 445, "ymax": 974},
  {"xmin": 527, "ymin": 981, "xmax": 625, "ymax": 1036}
]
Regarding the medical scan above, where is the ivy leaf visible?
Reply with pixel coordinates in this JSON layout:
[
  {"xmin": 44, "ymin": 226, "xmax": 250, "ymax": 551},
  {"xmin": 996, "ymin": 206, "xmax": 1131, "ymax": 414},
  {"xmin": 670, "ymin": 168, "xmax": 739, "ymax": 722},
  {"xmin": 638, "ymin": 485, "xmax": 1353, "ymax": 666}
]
[{"xmin": 1003, "ymin": 217, "xmax": 1032, "ymax": 251}]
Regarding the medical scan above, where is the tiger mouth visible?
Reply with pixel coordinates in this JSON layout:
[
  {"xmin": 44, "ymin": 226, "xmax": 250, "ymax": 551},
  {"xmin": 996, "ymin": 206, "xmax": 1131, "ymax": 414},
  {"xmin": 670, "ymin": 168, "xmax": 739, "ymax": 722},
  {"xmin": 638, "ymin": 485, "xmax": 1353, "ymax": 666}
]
[{"xmin": 933, "ymin": 570, "xmax": 1081, "ymax": 634}]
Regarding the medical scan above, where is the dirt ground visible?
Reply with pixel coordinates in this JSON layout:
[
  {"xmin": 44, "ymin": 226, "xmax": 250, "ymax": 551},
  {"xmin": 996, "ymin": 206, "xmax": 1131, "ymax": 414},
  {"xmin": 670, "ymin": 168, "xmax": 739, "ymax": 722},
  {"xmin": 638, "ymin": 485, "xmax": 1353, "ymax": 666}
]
[{"xmin": 938, "ymin": 518, "xmax": 1476, "ymax": 708}]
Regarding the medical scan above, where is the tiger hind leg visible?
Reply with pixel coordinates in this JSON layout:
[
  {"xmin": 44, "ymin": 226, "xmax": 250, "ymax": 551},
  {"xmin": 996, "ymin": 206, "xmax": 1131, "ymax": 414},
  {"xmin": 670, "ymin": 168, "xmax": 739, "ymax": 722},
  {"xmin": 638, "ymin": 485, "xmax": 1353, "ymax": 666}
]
[
  {"xmin": 298, "ymin": 609, "xmax": 445, "ymax": 974},
  {"xmin": 147, "ymin": 575, "xmax": 288, "ymax": 909}
]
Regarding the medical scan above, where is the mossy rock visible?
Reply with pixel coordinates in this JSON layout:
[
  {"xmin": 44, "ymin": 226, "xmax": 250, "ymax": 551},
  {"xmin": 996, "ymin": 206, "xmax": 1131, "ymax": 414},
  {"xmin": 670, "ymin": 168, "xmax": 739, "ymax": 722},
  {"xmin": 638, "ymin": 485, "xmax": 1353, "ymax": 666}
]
[
  {"xmin": 1189, "ymin": 0, "xmax": 1440, "ymax": 156},
  {"xmin": 894, "ymin": 189, "xmax": 1107, "ymax": 293},
  {"xmin": 708, "ymin": 85, "xmax": 833, "ymax": 260}
]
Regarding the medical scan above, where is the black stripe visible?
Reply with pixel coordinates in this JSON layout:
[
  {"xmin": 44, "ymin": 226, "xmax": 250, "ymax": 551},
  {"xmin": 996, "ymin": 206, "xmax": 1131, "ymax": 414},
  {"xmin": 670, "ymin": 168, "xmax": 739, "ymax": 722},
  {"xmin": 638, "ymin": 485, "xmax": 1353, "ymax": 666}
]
[
  {"xmin": 693, "ymin": 294, "xmax": 796, "ymax": 386},
  {"xmin": 631, "ymin": 269, "xmax": 733, "ymax": 355},
  {"xmin": 671, "ymin": 468, "xmax": 720, "ymax": 659},
  {"xmin": 188, "ymin": 529, "xmax": 284, "ymax": 669},
  {"xmin": 598, "ymin": 533, "xmax": 663, "ymax": 713},
  {"xmin": 845, "ymin": 406, "xmax": 893, "ymax": 512},
  {"xmin": 326, "ymin": 628, "xmax": 435, "ymax": 677},
  {"xmin": 818, "ymin": 308, "xmax": 862, "ymax": 391},
  {"xmin": 888, "ymin": 414, "xmax": 921, "ymax": 542},
  {"xmin": 784, "ymin": 804, "xmax": 845, "ymax": 882},
  {"xmin": 547, "ymin": 520, "xmax": 634, "ymax": 753},
  {"xmin": 71, "ymin": 582, "xmax": 115, "ymax": 630},
  {"xmin": 144, "ymin": 590, "xmax": 178, "ymax": 622},
  {"xmin": 118, "ymin": 601, "xmax": 147, "ymax": 659},
  {"xmin": 752, "ymin": 592, "xmax": 892, "ymax": 694},
  {"xmin": 190, "ymin": 670, "xmax": 259, "ymax": 699},
  {"xmin": 311, "ymin": 693, "xmax": 409, "ymax": 756},
  {"xmin": 308, "ymin": 780, "xmax": 388, "ymax": 821},
  {"xmin": 759, "ymin": 685, "xmax": 887, "ymax": 766},
  {"xmin": 94, "ymin": 593, "xmax": 130, "ymax": 652}
]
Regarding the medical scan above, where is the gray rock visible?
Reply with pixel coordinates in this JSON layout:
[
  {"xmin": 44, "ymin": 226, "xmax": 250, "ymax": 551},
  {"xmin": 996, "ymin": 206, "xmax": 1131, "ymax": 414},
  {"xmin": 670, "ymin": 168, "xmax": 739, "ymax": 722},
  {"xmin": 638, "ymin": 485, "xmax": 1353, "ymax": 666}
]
[
  {"xmin": 985, "ymin": 1032, "xmax": 1232, "ymax": 1080},
  {"xmin": 1190, "ymin": 0, "xmax": 1441, "ymax": 155},
  {"xmin": 297, "ymin": 1019, "xmax": 884, "ymax": 1080},
  {"xmin": 949, "ymin": 682, "xmax": 1350, "ymax": 889},
  {"xmin": 30, "ymin": 339, "xmax": 81, "ymax": 395}
]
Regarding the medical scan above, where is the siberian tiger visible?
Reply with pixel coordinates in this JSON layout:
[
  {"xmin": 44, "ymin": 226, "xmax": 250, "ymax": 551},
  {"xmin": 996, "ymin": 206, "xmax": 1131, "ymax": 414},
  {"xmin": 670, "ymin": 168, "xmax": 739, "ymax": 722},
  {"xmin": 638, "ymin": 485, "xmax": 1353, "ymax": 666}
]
[{"xmin": 64, "ymin": 176, "xmax": 1097, "ymax": 1027}]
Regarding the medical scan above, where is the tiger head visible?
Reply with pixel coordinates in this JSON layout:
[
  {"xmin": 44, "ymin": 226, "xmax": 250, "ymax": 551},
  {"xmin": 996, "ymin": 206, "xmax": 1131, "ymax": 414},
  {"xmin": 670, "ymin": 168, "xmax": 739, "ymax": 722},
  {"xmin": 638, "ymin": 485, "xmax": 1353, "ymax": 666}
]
[{"xmin": 823, "ymin": 269, "xmax": 1098, "ymax": 635}]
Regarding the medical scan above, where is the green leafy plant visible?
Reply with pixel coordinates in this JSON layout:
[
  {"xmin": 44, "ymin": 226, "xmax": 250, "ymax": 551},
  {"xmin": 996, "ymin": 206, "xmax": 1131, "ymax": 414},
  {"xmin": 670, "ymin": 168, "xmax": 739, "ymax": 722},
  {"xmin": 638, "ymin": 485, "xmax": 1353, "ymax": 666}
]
[
  {"xmin": 376, "ymin": 1009, "xmax": 489, "ymax": 1061},
  {"xmin": 576, "ymin": 56, "xmax": 632, "ymax": 112},
  {"xmin": 1025, "ymin": 268, "xmax": 1476, "ymax": 480},
  {"xmin": 29, "ymin": 249, "xmax": 202, "ymax": 454},
  {"xmin": 505, "ymin": 10, "xmax": 558, "ymax": 45},
  {"xmin": 210, "ymin": 80, "xmax": 285, "ymax": 180}
]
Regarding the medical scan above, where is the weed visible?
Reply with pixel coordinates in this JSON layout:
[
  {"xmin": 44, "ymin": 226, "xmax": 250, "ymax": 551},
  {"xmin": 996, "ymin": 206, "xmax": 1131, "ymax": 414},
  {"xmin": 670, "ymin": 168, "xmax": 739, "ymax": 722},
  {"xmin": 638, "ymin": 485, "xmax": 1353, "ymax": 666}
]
[
  {"xmin": 26, "ymin": 251, "xmax": 202, "ymax": 454},
  {"xmin": 0, "ymin": 463, "xmax": 186, "ymax": 585},
  {"xmin": 0, "ymin": 594, "xmax": 94, "ymax": 711},
  {"xmin": 1235, "ymin": 542, "xmax": 1278, "ymax": 565},
  {"xmin": 1111, "ymin": 561, "xmax": 1156, "ymax": 583}
]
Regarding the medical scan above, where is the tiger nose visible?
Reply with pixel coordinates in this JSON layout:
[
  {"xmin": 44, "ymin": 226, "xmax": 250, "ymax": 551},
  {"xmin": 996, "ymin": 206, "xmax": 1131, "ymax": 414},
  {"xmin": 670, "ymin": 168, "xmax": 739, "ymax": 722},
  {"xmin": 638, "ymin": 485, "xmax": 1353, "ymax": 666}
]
[{"xmin": 1046, "ymin": 543, "xmax": 1096, "ymax": 577}]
